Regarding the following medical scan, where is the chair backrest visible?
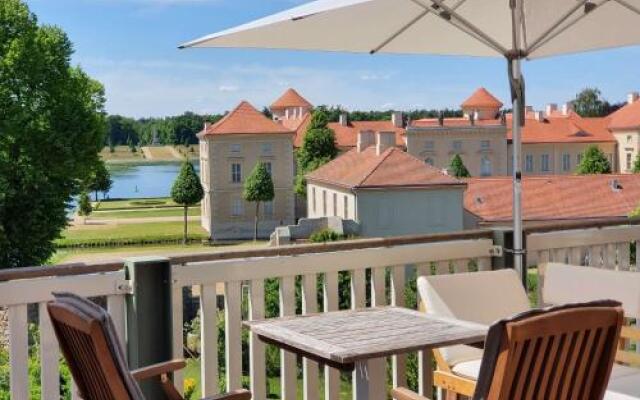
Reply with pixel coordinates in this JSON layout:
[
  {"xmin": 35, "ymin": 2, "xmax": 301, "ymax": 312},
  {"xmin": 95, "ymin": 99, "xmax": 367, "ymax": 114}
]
[
  {"xmin": 418, "ymin": 269, "xmax": 531, "ymax": 365},
  {"xmin": 47, "ymin": 292, "xmax": 145, "ymax": 400},
  {"xmin": 474, "ymin": 301, "xmax": 623, "ymax": 400},
  {"xmin": 542, "ymin": 263, "xmax": 640, "ymax": 318}
]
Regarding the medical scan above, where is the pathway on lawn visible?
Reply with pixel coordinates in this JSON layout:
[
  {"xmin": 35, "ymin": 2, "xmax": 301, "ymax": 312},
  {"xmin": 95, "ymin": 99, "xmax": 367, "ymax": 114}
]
[{"xmin": 70, "ymin": 215, "xmax": 199, "ymax": 228}]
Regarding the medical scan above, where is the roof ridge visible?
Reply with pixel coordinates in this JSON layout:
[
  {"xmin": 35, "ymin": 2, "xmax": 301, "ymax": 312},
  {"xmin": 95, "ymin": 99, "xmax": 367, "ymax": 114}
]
[{"xmin": 358, "ymin": 147, "xmax": 397, "ymax": 186}]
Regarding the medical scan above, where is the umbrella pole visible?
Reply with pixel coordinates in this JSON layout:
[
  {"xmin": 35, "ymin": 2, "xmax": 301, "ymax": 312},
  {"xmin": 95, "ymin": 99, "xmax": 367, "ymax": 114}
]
[{"xmin": 509, "ymin": 58, "xmax": 525, "ymax": 283}]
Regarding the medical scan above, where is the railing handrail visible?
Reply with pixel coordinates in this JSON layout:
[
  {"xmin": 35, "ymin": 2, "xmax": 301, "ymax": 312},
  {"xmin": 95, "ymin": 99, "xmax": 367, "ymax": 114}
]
[
  {"xmin": 523, "ymin": 217, "xmax": 640, "ymax": 234},
  {"xmin": 0, "ymin": 229, "xmax": 495, "ymax": 282}
]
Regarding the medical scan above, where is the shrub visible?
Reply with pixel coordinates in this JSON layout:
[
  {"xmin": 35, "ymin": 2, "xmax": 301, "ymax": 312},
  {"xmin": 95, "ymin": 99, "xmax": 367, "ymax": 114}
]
[{"xmin": 309, "ymin": 229, "xmax": 344, "ymax": 243}]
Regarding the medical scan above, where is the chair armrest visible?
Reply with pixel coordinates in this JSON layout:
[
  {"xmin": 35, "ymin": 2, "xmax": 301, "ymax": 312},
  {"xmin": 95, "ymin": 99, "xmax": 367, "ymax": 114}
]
[
  {"xmin": 202, "ymin": 389, "xmax": 252, "ymax": 400},
  {"xmin": 131, "ymin": 359, "xmax": 186, "ymax": 381},
  {"xmin": 391, "ymin": 387, "xmax": 431, "ymax": 400}
]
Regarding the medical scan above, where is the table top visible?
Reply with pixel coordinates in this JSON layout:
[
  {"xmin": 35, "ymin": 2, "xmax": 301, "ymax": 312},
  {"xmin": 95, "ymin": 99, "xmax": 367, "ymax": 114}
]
[{"xmin": 244, "ymin": 306, "xmax": 488, "ymax": 369}]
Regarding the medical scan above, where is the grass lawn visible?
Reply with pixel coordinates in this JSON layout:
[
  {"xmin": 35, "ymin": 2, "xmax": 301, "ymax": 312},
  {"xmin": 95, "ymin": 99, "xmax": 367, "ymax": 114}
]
[
  {"xmin": 100, "ymin": 146, "xmax": 145, "ymax": 162},
  {"xmin": 183, "ymin": 358, "xmax": 353, "ymax": 400},
  {"xmin": 91, "ymin": 206, "xmax": 200, "ymax": 219},
  {"xmin": 57, "ymin": 220, "xmax": 208, "ymax": 246},
  {"xmin": 94, "ymin": 197, "xmax": 185, "ymax": 210}
]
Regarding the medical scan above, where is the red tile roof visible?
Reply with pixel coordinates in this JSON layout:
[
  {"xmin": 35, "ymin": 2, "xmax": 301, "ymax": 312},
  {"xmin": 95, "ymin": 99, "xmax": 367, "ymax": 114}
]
[
  {"xmin": 271, "ymin": 88, "xmax": 312, "ymax": 109},
  {"xmin": 461, "ymin": 88, "xmax": 503, "ymax": 109},
  {"xmin": 200, "ymin": 101, "xmax": 294, "ymax": 136},
  {"xmin": 465, "ymin": 175, "xmax": 640, "ymax": 223},
  {"xmin": 608, "ymin": 99, "xmax": 640, "ymax": 130},
  {"xmin": 505, "ymin": 112, "xmax": 615, "ymax": 144},
  {"xmin": 307, "ymin": 147, "xmax": 464, "ymax": 189},
  {"xmin": 326, "ymin": 121, "xmax": 405, "ymax": 149}
]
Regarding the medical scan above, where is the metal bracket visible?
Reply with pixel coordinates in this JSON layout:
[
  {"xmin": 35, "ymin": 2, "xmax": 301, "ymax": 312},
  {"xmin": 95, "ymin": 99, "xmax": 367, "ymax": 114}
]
[
  {"xmin": 490, "ymin": 246, "xmax": 504, "ymax": 257},
  {"xmin": 115, "ymin": 280, "xmax": 133, "ymax": 294}
]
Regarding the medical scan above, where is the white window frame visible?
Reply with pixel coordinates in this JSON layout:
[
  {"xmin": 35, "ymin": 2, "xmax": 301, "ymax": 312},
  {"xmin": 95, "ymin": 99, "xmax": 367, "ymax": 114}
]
[
  {"xmin": 541, "ymin": 154, "xmax": 550, "ymax": 172},
  {"xmin": 231, "ymin": 163, "xmax": 242, "ymax": 183},
  {"xmin": 562, "ymin": 153, "xmax": 571, "ymax": 171},
  {"xmin": 627, "ymin": 153, "xmax": 633, "ymax": 171},
  {"xmin": 525, "ymin": 154, "xmax": 534, "ymax": 172}
]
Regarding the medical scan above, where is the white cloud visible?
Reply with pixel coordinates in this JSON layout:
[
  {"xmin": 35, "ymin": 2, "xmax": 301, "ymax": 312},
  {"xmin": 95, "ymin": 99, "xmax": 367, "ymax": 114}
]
[{"xmin": 218, "ymin": 84, "xmax": 239, "ymax": 92}]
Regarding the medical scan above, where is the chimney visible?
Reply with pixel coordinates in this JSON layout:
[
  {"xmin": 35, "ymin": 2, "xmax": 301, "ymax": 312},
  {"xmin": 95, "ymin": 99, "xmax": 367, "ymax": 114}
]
[
  {"xmin": 376, "ymin": 131, "xmax": 396, "ymax": 156},
  {"xmin": 628, "ymin": 92, "xmax": 639, "ymax": 105},
  {"xmin": 546, "ymin": 103, "xmax": 558, "ymax": 116},
  {"xmin": 469, "ymin": 112, "xmax": 476, "ymax": 126},
  {"xmin": 534, "ymin": 111, "xmax": 544, "ymax": 122},
  {"xmin": 391, "ymin": 111, "xmax": 403, "ymax": 128},
  {"xmin": 339, "ymin": 112, "xmax": 349, "ymax": 126},
  {"xmin": 610, "ymin": 179, "xmax": 623, "ymax": 192},
  {"xmin": 357, "ymin": 130, "xmax": 376, "ymax": 153},
  {"xmin": 562, "ymin": 102, "xmax": 574, "ymax": 116},
  {"xmin": 203, "ymin": 121, "xmax": 211, "ymax": 132}
]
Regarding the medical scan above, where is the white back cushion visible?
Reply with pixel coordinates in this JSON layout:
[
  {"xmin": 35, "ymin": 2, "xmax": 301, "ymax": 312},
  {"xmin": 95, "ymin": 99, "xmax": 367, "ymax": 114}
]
[
  {"xmin": 417, "ymin": 269, "xmax": 530, "ymax": 365},
  {"xmin": 543, "ymin": 263, "xmax": 640, "ymax": 318}
]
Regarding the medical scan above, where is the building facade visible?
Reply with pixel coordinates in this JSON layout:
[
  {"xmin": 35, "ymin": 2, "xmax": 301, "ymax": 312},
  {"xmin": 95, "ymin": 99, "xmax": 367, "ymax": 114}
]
[
  {"xmin": 609, "ymin": 92, "xmax": 640, "ymax": 173},
  {"xmin": 306, "ymin": 131, "xmax": 466, "ymax": 237},
  {"xmin": 199, "ymin": 101, "xmax": 295, "ymax": 240}
]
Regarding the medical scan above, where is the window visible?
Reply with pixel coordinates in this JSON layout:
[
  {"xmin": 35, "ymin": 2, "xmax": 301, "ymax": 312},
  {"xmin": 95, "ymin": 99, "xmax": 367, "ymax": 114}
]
[
  {"xmin": 312, "ymin": 187, "xmax": 316, "ymax": 213},
  {"xmin": 480, "ymin": 157, "xmax": 492, "ymax": 176},
  {"xmin": 230, "ymin": 143, "xmax": 241, "ymax": 153},
  {"xmin": 231, "ymin": 163, "xmax": 242, "ymax": 183},
  {"xmin": 263, "ymin": 201, "xmax": 273, "ymax": 217},
  {"xmin": 333, "ymin": 193, "xmax": 337, "ymax": 216},
  {"xmin": 525, "ymin": 154, "xmax": 534, "ymax": 172},
  {"xmin": 261, "ymin": 142, "xmax": 273, "ymax": 155},
  {"xmin": 322, "ymin": 191, "xmax": 327, "ymax": 216},
  {"xmin": 344, "ymin": 195, "xmax": 349, "ymax": 219},
  {"xmin": 231, "ymin": 198, "xmax": 244, "ymax": 216},
  {"xmin": 452, "ymin": 141, "xmax": 462, "ymax": 151},
  {"xmin": 424, "ymin": 141, "xmax": 435, "ymax": 150},
  {"xmin": 541, "ymin": 154, "xmax": 550, "ymax": 172},
  {"xmin": 577, "ymin": 153, "xmax": 583, "ymax": 166},
  {"xmin": 263, "ymin": 162, "xmax": 272, "ymax": 176},
  {"xmin": 425, "ymin": 157, "xmax": 434, "ymax": 166},
  {"xmin": 480, "ymin": 140, "xmax": 491, "ymax": 150},
  {"xmin": 562, "ymin": 153, "xmax": 571, "ymax": 171},
  {"xmin": 627, "ymin": 153, "xmax": 633, "ymax": 171}
]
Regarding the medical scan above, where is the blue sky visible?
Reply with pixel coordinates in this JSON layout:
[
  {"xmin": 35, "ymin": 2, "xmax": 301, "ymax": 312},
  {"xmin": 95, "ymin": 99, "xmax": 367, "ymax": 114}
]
[{"xmin": 26, "ymin": 0, "xmax": 640, "ymax": 118}]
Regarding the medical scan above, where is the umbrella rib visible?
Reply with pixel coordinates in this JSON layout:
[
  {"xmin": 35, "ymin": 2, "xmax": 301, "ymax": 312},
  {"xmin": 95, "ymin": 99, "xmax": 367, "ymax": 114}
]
[
  {"xmin": 526, "ymin": 0, "xmax": 609, "ymax": 55},
  {"xmin": 369, "ymin": 9, "xmax": 431, "ymax": 54},
  {"xmin": 526, "ymin": 0, "xmax": 594, "ymax": 54},
  {"xmin": 411, "ymin": 0, "xmax": 508, "ymax": 55},
  {"xmin": 614, "ymin": 0, "xmax": 640, "ymax": 15}
]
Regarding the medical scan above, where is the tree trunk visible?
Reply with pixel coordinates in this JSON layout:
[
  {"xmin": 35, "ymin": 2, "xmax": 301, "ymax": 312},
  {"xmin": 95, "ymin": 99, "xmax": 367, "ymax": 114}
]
[
  {"xmin": 254, "ymin": 202, "xmax": 259, "ymax": 242},
  {"xmin": 94, "ymin": 190, "xmax": 99, "ymax": 202},
  {"xmin": 183, "ymin": 205, "xmax": 188, "ymax": 245}
]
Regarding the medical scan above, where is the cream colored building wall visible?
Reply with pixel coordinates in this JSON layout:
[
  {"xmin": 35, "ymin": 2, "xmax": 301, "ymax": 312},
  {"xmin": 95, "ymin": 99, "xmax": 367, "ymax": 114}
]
[
  {"xmin": 613, "ymin": 130, "xmax": 640, "ymax": 173},
  {"xmin": 306, "ymin": 183, "xmax": 357, "ymax": 220},
  {"xmin": 507, "ymin": 142, "xmax": 618, "ymax": 175},
  {"xmin": 405, "ymin": 126, "xmax": 508, "ymax": 177},
  {"xmin": 200, "ymin": 133, "xmax": 295, "ymax": 239}
]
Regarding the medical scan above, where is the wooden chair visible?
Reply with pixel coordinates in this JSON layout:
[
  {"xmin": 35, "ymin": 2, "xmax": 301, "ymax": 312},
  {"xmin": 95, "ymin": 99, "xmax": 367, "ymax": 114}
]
[
  {"xmin": 47, "ymin": 292, "xmax": 251, "ymax": 400},
  {"xmin": 392, "ymin": 301, "xmax": 624, "ymax": 400},
  {"xmin": 417, "ymin": 269, "xmax": 531, "ymax": 398}
]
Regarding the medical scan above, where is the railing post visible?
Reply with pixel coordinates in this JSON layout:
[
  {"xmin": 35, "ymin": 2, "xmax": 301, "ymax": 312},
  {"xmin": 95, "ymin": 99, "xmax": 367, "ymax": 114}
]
[
  {"xmin": 491, "ymin": 227, "xmax": 528, "ymax": 288},
  {"xmin": 125, "ymin": 257, "xmax": 174, "ymax": 398}
]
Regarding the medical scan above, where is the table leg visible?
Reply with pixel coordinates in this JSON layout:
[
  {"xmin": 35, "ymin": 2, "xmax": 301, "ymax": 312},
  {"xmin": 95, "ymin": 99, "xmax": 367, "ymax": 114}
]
[{"xmin": 354, "ymin": 358, "xmax": 386, "ymax": 400}]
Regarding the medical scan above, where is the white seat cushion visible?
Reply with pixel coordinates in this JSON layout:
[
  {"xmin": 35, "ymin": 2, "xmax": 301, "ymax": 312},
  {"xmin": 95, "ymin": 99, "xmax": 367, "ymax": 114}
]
[
  {"xmin": 418, "ymin": 269, "xmax": 530, "ymax": 366},
  {"xmin": 606, "ymin": 367, "xmax": 640, "ymax": 400},
  {"xmin": 543, "ymin": 263, "xmax": 640, "ymax": 318},
  {"xmin": 451, "ymin": 358, "xmax": 482, "ymax": 380}
]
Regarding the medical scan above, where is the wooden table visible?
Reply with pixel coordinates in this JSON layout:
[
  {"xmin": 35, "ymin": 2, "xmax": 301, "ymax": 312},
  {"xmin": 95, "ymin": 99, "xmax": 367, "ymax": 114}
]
[{"xmin": 244, "ymin": 306, "xmax": 487, "ymax": 400}]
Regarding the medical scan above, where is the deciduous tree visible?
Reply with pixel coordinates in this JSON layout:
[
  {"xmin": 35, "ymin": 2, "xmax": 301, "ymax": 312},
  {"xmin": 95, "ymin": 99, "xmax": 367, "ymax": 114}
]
[
  {"xmin": 88, "ymin": 160, "xmax": 113, "ymax": 201},
  {"xmin": 243, "ymin": 163, "xmax": 275, "ymax": 241},
  {"xmin": 77, "ymin": 192, "xmax": 92, "ymax": 224},
  {"xmin": 0, "ymin": 0, "xmax": 107, "ymax": 268},
  {"xmin": 295, "ymin": 110, "xmax": 338, "ymax": 196},
  {"xmin": 577, "ymin": 145, "xmax": 612, "ymax": 174},
  {"xmin": 171, "ymin": 161, "xmax": 204, "ymax": 244}
]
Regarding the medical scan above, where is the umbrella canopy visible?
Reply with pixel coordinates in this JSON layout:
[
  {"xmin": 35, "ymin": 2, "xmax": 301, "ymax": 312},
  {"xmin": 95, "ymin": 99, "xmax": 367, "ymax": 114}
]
[
  {"xmin": 181, "ymin": 0, "xmax": 640, "ymax": 278},
  {"xmin": 180, "ymin": 0, "xmax": 640, "ymax": 59}
]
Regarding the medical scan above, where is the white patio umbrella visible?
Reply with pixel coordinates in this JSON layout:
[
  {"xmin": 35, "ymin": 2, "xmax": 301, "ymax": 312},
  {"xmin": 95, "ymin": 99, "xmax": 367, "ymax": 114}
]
[{"xmin": 180, "ymin": 0, "xmax": 640, "ymax": 277}]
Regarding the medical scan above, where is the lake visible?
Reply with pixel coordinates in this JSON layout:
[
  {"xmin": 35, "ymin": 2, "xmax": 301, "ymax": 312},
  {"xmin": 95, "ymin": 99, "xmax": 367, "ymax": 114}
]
[{"xmin": 107, "ymin": 162, "xmax": 200, "ymax": 199}]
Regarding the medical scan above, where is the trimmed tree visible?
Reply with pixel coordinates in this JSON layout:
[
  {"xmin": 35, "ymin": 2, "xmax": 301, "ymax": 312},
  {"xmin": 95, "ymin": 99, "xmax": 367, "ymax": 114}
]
[
  {"xmin": 449, "ymin": 154, "xmax": 471, "ymax": 178},
  {"xmin": 295, "ymin": 109, "xmax": 338, "ymax": 196},
  {"xmin": 577, "ymin": 145, "xmax": 612, "ymax": 174},
  {"xmin": 244, "ymin": 163, "xmax": 275, "ymax": 241},
  {"xmin": 77, "ymin": 192, "xmax": 92, "ymax": 224},
  {"xmin": 632, "ymin": 154, "xmax": 640, "ymax": 174},
  {"xmin": 88, "ymin": 160, "xmax": 113, "ymax": 201},
  {"xmin": 171, "ymin": 161, "xmax": 204, "ymax": 244}
]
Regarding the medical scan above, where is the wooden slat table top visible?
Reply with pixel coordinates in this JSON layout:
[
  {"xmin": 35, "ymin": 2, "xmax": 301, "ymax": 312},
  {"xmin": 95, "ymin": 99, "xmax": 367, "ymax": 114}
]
[{"xmin": 244, "ymin": 306, "xmax": 488, "ymax": 369}]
